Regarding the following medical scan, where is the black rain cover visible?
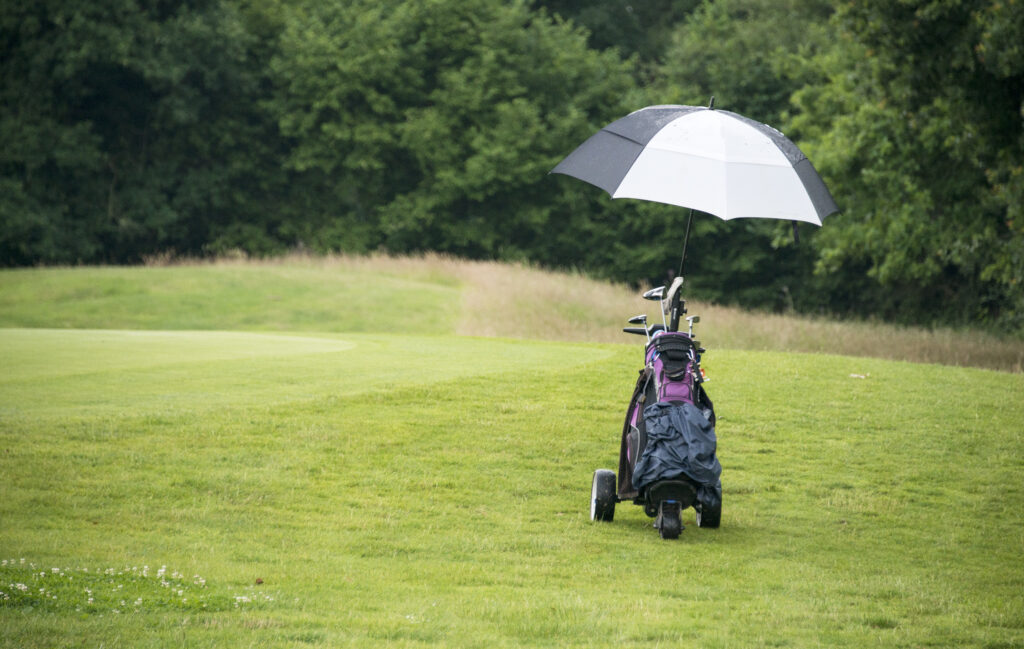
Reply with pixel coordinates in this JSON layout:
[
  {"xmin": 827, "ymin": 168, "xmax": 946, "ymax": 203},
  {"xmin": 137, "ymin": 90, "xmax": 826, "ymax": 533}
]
[{"xmin": 632, "ymin": 401, "xmax": 722, "ymax": 509}]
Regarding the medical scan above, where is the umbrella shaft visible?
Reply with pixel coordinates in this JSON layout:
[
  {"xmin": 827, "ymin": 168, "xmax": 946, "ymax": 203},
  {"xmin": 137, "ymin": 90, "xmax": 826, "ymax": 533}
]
[{"xmin": 678, "ymin": 208, "xmax": 694, "ymax": 279}]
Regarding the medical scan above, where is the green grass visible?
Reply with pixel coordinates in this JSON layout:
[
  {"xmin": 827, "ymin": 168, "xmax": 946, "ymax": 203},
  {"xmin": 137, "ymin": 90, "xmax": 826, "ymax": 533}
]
[
  {"xmin": 2, "ymin": 260, "xmax": 1023, "ymax": 647},
  {"xmin": 0, "ymin": 262, "xmax": 459, "ymax": 333}
]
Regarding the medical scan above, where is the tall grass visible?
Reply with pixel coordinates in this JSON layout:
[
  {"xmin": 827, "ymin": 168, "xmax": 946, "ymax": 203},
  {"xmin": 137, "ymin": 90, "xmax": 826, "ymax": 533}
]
[{"xmin": 438, "ymin": 254, "xmax": 1024, "ymax": 372}]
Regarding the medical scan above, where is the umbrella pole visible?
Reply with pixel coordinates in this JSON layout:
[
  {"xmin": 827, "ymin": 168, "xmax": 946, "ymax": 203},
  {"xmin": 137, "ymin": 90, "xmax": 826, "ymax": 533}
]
[{"xmin": 677, "ymin": 208, "xmax": 694, "ymax": 279}]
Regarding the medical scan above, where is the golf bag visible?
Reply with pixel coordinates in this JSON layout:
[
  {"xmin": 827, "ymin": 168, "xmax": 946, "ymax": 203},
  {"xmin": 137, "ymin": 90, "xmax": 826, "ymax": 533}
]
[
  {"xmin": 617, "ymin": 331, "xmax": 722, "ymax": 516},
  {"xmin": 589, "ymin": 280, "xmax": 724, "ymax": 539}
]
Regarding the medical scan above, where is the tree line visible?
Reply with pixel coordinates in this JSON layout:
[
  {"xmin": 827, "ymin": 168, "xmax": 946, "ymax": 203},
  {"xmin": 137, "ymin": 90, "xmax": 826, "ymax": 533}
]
[{"xmin": 2, "ymin": 0, "xmax": 1022, "ymax": 333}]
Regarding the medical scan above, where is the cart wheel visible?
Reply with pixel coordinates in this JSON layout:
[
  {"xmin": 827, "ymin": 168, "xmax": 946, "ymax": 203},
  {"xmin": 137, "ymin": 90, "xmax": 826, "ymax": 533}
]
[
  {"xmin": 657, "ymin": 501, "xmax": 681, "ymax": 539},
  {"xmin": 696, "ymin": 498, "xmax": 722, "ymax": 529},
  {"xmin": 590, "ymin": 469, "xmax": 616, "ymax": 522}
]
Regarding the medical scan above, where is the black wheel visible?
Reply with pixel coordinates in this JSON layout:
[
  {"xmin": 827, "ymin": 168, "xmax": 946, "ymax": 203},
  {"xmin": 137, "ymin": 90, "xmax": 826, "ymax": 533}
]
[
  {"xmin": 696, "ymin": 498, "xmax": 722, "ymax": 529},
  {"xmin": 590, "ymin": 469, "xmax": 616, "ymax": 522},
  {"xmin": 657, "ymin": 502, "xmax": 681, "ymax": 540}
]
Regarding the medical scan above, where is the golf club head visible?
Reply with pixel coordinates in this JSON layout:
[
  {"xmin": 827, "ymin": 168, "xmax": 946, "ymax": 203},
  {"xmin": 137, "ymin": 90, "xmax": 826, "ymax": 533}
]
[
  {"xmin": 686, "ymin": 314, "xmax": 700, "ymax": 336},
  {"xmin": 627, "ymin": 314, "xmax": 648, "ymax": 325},
  {"xmin": 643, "ymin": 286, "xmax": 665, "ymax": 301}
]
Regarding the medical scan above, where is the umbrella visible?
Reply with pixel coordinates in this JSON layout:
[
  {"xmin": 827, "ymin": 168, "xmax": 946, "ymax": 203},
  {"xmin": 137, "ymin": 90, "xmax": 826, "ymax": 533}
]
[
  {"xmin": 551, "ymin": 103, "xmax": 838, "ymax": 226},
  {"xmin": 551, "ymin": 102, "xmax": 838, "ymax": 328}
]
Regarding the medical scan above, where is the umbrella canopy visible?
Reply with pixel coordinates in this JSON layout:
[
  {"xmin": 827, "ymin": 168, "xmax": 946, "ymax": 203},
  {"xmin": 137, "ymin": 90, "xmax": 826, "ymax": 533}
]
[{"xmin": 551, "ymin": 104, "xmax": 838, "ymax": 225}]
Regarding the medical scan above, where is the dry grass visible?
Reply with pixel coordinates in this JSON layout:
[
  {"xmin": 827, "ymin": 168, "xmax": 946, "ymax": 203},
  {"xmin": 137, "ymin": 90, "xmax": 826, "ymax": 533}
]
[{"xmin": 145, "ymin": 252, "xmax": 1024, "ymax": 372}]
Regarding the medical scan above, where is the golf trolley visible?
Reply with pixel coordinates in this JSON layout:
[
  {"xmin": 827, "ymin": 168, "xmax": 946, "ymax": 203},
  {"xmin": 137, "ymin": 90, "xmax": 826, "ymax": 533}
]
[{"xmin": 589, "ymin": 276, "xmax": 723, "ymax": 540}]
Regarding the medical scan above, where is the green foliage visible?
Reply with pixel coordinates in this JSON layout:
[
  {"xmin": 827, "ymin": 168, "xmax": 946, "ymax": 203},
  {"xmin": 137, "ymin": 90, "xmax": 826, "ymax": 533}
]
[
  {"xmin": 657, "ymin": 0, "xmax": 835, "ymax": 127},
  {"xmin": 530, "ymin": 0, "xmax": 700, "ymax": 65},
  {"xmin": 269, "ymin": 0, "xmax": 636, "ymax": 260},
  {"xmin": 0, "ymin": 0, "xmax": 300, "ymax": 263},
  {"xmin": 790, "ymin": 0, "xmax": 1024, "ymax": 330}
]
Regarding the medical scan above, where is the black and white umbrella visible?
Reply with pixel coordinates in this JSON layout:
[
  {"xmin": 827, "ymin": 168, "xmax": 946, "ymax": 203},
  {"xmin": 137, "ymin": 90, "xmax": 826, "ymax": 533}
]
[{"xmin": 552, "ymin": 104, "xmax": 838, "ymax": 226}]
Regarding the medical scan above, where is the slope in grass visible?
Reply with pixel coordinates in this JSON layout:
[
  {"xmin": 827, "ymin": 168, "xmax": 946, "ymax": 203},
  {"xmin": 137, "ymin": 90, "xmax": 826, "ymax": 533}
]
[
  {"xmin": 0, "ymin": 261, "xmax": 459, "ymax": 334},
  {"xmin": 2, "ymin": 255, "xmax": 1022, "ymax": 371}
]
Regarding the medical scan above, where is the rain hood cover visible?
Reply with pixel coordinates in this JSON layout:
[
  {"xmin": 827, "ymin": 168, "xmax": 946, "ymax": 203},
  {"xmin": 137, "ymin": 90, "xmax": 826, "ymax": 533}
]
[{"xmin": 632, "ymin": 401, "xmax": 722, "ymax": 502}]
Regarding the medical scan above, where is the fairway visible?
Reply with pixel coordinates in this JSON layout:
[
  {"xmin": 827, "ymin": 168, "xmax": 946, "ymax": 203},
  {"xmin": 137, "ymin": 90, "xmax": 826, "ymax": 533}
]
[{"xmin": 1, "ymin": 264, "xmax": 1023, "ymax": 648}]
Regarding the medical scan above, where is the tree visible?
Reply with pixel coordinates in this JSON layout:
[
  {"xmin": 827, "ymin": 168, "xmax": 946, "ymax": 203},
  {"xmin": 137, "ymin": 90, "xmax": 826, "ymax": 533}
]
[
  {"xmin": 0, "ymin": 0, "xmax": 287, "ymax": 264},
  {"xmin": 268, "ymin": 0, "xmax": 638, "ymax": 261},
  {"xmin": 529, "ymin": 0, "xmax": 700, "ymax": 66},
  {"xmin": 790, "ymin": 0, "xmax": 1024, "ymax": 330}
]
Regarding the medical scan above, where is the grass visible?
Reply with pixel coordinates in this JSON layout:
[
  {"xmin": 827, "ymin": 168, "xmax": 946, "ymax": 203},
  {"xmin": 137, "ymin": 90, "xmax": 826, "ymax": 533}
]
[
  {"xmin": 0, "ymin": 260, "xmax": 459, "ymax": 333},
  {"xmin": 2, "ymin": 253, "xmax": 1022, "ymax": 372},
  {"xmin": 1, "ymin": 256, "xmax": 1023, "ymax": 647}
]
